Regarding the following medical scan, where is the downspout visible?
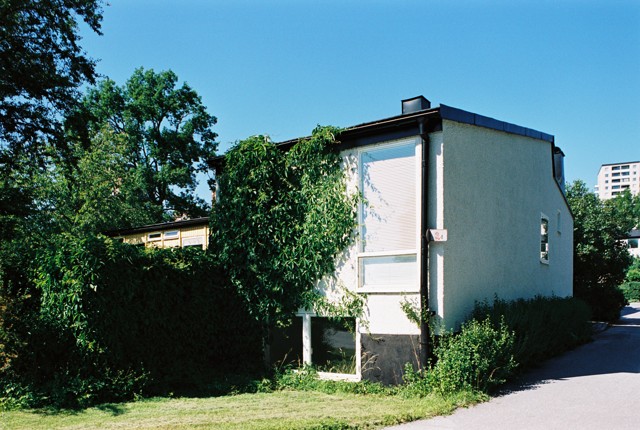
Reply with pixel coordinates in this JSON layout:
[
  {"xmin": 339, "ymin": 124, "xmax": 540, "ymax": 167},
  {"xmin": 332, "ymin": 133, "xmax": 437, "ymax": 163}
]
[{"xmin": 418, "ymin": 118, "xmax": 430, "ymax": 370}]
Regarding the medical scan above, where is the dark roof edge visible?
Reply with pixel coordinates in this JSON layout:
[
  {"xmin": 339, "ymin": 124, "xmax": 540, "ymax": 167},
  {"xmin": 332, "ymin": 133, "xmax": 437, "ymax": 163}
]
[
  {"xmin": 210, "ymin": 103, "xmax": 555, "ymax": 169},
  {"xmin": 439, "ymin": 105, "xmax": 554, "ymax": 143},
  {"xmin": 106, "ymin": 217, "xmax": 209, "ymax": 237},
  {"xmin": 628, "ymin": 229, "xmax": 640, "ymax": 239}
]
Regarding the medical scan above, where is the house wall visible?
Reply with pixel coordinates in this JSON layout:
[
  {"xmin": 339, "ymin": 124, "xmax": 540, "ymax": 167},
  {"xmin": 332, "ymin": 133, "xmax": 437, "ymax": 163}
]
[
  {"xmin": 435, "ymin": 120, "xmax": 573, "ymax": 329},
  {"xmin": 119, "ymin": 223, "xmax": 209, "ymax": 249},
  {"xmin": 318, "ymin": 140, "xmax": 423, "ymax": 384}
]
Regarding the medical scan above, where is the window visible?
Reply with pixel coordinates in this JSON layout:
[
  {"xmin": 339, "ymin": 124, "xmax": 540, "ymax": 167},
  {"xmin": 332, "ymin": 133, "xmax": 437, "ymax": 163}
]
[
  {"xmin": 182, "ymin": 236, "xmax": 205, "ymax": 247},
  {"xmin": 629, "ymin": 239, "xmax": 639, "ymax": 249},
  {"xmin": 164, "ymin": 230, "xmax": 179, "ymax": 239},
  {"xmin": 358, "ymin": 139, "xmax": 418, "ymax": 291},
  {"xmin": 147, "ymin": 232, "xmax": 162, "ymax": 241},
  {"xmin": 540, "ymin": 215, "xmax": 549, "ymax": 263},
  {"xmin": 309, "ymin": 317, "xmax": 356, "ymax": 374},
  {"xmin": 360, "ymin": 142, "xmax": 416, "ymax": 253},
  {"xmin": 270, "ymin": 316, "xmax": 357, "ymax": 376}
]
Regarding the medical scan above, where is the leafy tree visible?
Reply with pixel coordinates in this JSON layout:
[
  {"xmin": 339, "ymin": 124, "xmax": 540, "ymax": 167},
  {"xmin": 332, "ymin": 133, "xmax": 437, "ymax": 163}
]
[
  {"xmin": 605, "ymin": 189, "xmax": 640, "ymax": 231},
  {"xmin": 65, "ymin": 68, "xmax": 218, "ymax": 220},
  {"xmin": 0, "ymin": 0, "xmax": 103, "ymax": 166},
  {"xmin": 566, "ymin": 180, "xmax": 631, "ymax": 321},
  {"xmin": 212, "ymin": 126, "xmax": 357, "ymax": 365},
  {"xmin": 40, "ymin": 128, "xmax": 160, "ymax": 235}
]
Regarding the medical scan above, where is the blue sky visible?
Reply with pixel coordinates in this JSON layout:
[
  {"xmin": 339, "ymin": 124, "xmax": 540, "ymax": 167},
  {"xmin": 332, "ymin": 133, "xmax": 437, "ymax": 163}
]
[{"xmin": 79, "ymin": 0, "xmax": 640, "ymax": 198}]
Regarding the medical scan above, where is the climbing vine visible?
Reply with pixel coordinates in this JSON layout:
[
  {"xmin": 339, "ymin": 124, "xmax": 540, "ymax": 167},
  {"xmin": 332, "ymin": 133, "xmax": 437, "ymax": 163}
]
[{"xmin": 212, "ymin": 126, "xmax": 359, "ymax": 333}]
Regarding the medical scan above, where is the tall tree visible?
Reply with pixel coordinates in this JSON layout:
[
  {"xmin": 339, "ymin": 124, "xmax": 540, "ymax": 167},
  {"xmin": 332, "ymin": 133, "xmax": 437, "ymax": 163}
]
[
  {"xmin": 65, "ymin": 68, "xmax": 218, "ymax": 220},
  {"xmin": 566, "ymin": 180, "xmax": 631, "ymax": 321},
  {"xmin": 40, "ymin": 127, "xmax": 160, "ymax": 235},
  {"xmin": 0, "ymin": 0, "xmax": 104, "ymax": 165}
]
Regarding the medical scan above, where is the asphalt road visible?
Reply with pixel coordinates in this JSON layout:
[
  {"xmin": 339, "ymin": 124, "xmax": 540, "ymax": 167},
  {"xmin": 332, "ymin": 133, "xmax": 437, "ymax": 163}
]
[{"xmin": 387, "ymin": 303, "xmax": 640, "ymax": 430}]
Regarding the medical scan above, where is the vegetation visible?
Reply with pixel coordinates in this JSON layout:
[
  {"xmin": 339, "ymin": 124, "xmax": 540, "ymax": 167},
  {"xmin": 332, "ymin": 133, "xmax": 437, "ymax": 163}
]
[
  {"xmin": 470, "ymin": 296, "xmax": 592, "ymax": 369},
  {"xmin": 621, "ymin": 282, "xmax": 640, "ymax": 303},
  {"xmin": 212, "ymin": 127, "xmax": 359, "ymax": 364},
  {"xmin": 1, "ymin": 236, "xmax": 260, "ymax": 409},
  {"xmin": 566, "ymin": 181, "xmax": 634, "ymax": 321},
  {"xmin": 402, "ymin": 295, "xmax": 591, "ymax": 398},
  {"xmin": 1, "ymin": 390, "xmax": 483, "ymax": 430},
  {"xmin": 0, "ymin": 0, "xmax": 104, "ymax": 163},
  {"xmin": 64, "ymin": 68, "xmax": 218, "ymax": 221}
]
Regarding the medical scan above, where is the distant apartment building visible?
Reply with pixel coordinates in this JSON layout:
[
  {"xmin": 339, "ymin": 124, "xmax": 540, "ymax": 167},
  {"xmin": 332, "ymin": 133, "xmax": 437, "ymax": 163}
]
[{"xmin": 594, "ymin": 161, "xmax": 640, "ymax": 200}]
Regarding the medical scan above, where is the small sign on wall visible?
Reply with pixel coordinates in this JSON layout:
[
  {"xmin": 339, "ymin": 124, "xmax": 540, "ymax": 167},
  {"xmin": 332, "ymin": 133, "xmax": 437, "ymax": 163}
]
[{"xmin": 428, "ymin": 229, "xmax": 448, "ymax": 242}]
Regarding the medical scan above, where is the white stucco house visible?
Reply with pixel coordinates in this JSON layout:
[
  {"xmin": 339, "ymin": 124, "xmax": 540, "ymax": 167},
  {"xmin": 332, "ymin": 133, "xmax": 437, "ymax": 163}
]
[{"xmin": 264, "ymin": 96, "xmax": 574, "ymax": 384}]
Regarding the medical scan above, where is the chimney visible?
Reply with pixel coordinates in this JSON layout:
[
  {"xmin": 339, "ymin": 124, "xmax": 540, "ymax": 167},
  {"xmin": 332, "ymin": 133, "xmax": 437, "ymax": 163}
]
[{"xmin": 402, "ymin": 96, "xmax": 431, "ymax": 115}]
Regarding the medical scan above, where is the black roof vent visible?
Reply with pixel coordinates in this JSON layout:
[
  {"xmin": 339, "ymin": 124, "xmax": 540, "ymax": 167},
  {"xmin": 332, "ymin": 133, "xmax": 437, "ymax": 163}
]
[{"xmin": 402, "ymin": 96, "xmax": 431, "ymax": 115}]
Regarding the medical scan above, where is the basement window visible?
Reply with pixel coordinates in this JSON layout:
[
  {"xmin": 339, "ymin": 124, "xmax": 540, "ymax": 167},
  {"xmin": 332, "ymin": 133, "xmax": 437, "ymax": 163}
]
[
  {"xmin": 307, "ymin": 316, "xmax": 357, "ymax": 375},
  {"xmin": 270, "ymin": 316, "xmax": 357, "ymax": 376},
  {"xmin": 540, "ymin": 215, "xmax": 549, "ymax": 264}
]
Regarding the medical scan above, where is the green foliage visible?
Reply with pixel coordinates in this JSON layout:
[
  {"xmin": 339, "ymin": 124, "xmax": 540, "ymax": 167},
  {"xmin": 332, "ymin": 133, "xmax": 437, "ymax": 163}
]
[
  {"xmin": 625, "ymin": 258, "xmax": 640, "ymax": 283},
  {"xmin": 0, "ymin": 0, "xmax": 103, "ymax": 161},
  {"xmin": 212, "ymin": 126, "xmax": 358, "ymax": 329},
  {"xmin": 566, "ymin": 180, "xmax": 632, "ymax": 321},
  {"xmin": 620, "ymin": 282, "xmax": 640, "ymax": 303},
  {"xmin": 273, "ymin": 367, "xmax": 388, "ymax": 396},
  {"xmin": 402, "ymin": 296, "xmax": 591, "ymax": 397},
  {"xmin": 40, "ymin": 128, "xmax": 159, "ymax": 235},
  {"xmin": 2, "ymin": 234, "xmax": 261, "ymax": 408},
  {"xmin": 471, "ymin": 296, "xmax": 592, "ymax": 369},
  {"xmin": 64, "ymin": 68, "xmax": 217, "ymax": 220},
  {"xmin": 427, "ymin": 318, "xmax": 516, "ymax": 394}
]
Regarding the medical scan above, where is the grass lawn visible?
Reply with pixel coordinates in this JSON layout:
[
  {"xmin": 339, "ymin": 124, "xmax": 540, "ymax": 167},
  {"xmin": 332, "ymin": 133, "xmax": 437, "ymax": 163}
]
[{"xmin": 1, "ymin": 390, "xmax": 483, "ymax": 430}]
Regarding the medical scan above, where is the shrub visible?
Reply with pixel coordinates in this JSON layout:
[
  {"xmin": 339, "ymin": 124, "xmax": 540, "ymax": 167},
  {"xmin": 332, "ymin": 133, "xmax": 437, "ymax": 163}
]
[
  {"xmin": 573, "ymin": 283, "xmax": 626, "ymax": 323},
  {"xmin": 621, "ymin": 282, "xmax": 640, "ymax": 303},
  {"xmin": 625, "ymin": 258, "xmax": 640, "ymax": 282},
  {"xmin": 427, "ymin": 317, "xmax": 516, "ymax": 394},
  {"xmin": 2, "ymin": 234, "xmax": 262, "ymax": 408},
  {"xmin": 471, "ymin": 296, "xmax": 592, "ymax": 369}
]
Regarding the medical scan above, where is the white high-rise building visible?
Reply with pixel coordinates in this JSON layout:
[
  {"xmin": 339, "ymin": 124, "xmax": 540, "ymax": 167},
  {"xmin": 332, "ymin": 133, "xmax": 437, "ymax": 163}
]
[{"xmin": 594, "ymin": 161, "xmax": 640, "ymax": 200}]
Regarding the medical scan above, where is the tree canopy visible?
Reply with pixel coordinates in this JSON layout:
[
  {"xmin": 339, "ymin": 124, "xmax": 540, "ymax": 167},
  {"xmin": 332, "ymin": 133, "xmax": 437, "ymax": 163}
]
[
  {"xmin": 64, "ymin": 68, "xmax": 218, "ymax": 221},
  {"xmin": 0, "ymin": 0, "xmax": 104, "ymax": 165},
  {"xmin": 566, "ymin": 180, "xmax": 633, "ymax": 320}
]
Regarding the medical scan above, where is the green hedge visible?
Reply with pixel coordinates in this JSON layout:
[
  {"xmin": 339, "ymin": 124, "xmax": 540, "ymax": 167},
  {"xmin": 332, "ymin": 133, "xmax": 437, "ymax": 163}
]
[
  {"xmin": 621, "ymin": 282, "xmax": 640, "ymax": 303},
  {"xmin": 1, "ymin": 234, "xmax": 261, "ymax": 408},
  {"xmin": 471, "ymin": 296, "xmax": 592, "ymax": 369}
]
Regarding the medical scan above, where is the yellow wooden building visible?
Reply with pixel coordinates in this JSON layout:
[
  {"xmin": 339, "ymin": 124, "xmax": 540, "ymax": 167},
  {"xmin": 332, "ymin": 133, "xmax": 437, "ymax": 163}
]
[{"xmin": 108, "ymin": 217, "xmax": 209, "ymax": 250}]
